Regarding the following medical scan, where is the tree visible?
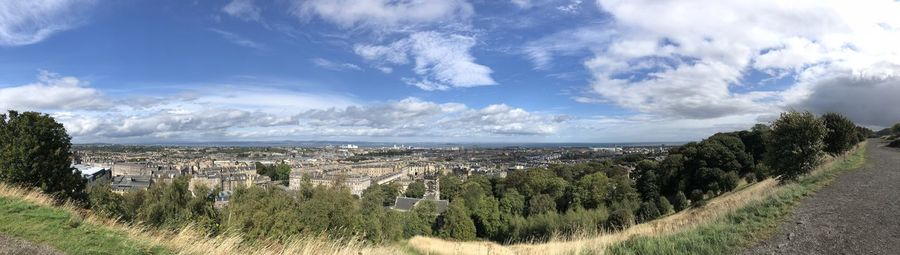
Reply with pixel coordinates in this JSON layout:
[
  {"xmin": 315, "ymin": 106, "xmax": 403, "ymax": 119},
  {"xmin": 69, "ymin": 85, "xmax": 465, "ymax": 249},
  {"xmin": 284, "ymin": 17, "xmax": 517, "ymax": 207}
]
[
  {"xmin": 821, "ymin": 112, "xmax": 858, "ymax": 155},
  {"xmin": 224, "ymin": 186, "xmax": 304, "ymax": 241},
  {"xmin": 439, "ymin": 175, "xmax": 463, "ymax": 200},
  {"xmin": 672, "ymin": 191, "xmax": 689, "ymax": 212},
  {"xmin": 404, "ymin": 180, "xmax": 426, "ymax": 198},
  {"xmin": 527, "ymin": 194, "xmax": 557, "ymax": 215},
  {"xmin": 499, "ymin": 189, "xmax": 525, "ymax": 215},
  {"xmin": 87, "ymin": 181, "xmax": 126, "ymax": 219},
  {"xmin": 657, "ymin": 196, "xmax": 674, "ymax": 215},
  {"xmin": 573, "ymin": 171, "xmax": 609, "ymax": 210},
  {"xmin": 0, "ymin": 111, "xmax": 86, "ymax": 202},
  {"xmin": 767, "ymin": 111, "xmax": 827, "ymax": 182},
  {"xmin": 892, "ymin": 123, "xmax": 900, "ymax": 135},
  {"xmin": 471, "ymin": 196, "xmax": 502, "ymax": 239},
  {"xmin": 637, "ymin": 201, "xmax": 660, "ymax": 222},
  {"xmin": 438, "ymin": 199, "xmax": 476, "ymax": 240}
]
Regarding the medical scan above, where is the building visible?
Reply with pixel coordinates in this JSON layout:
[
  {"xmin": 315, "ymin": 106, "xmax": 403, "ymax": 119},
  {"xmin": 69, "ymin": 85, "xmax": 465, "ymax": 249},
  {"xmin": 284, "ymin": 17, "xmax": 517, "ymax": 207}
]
[
  {"xmin": 73, "ymin": 164, "xmax": 111, "ymax": 184},
  {"xmin": 110, "ymin": 175, "xmax": 152, "ymax": 194},
  {"xmin": 391, "ymin": 197, "xmax": 449, "ymax": 214}
]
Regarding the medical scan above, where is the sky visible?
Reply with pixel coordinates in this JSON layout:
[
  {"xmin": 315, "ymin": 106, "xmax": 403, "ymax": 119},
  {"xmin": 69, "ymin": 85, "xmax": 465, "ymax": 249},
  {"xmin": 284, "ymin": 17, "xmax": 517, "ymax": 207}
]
[{"xmin": 1, "ymin": 0, "xmax": 899, "ymax": 144}]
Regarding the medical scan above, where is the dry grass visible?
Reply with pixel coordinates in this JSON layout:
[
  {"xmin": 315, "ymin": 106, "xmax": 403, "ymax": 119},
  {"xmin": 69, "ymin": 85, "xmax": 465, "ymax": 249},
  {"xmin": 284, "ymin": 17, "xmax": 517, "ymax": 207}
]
[
  {"xmin": 0, "ymin": 183, "xmax": 403, "ymax": 255},
  {"xmin": 407, "ymin": 142, "xmax": 867, "ymax": 255}
]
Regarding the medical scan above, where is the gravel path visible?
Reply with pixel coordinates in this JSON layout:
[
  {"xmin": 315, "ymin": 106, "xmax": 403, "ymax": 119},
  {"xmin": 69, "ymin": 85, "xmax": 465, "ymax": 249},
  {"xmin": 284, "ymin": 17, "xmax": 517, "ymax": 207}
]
[
  {"xmin": 0, "ymin": 234, "xmax": 63, "ymax": 255},
  {"xmin": 744, "ymin": 139, "xmax": 900, "ymax": 255}
]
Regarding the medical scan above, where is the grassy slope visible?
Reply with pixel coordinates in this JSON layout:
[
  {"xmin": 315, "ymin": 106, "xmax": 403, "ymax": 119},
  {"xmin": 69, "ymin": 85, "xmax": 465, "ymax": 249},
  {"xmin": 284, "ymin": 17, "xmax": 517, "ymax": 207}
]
[
  {"xmin": 607, "ymin": 145, "xmax": 867, "ymax": 255},
  {"xmin": 0, "ymin": 197, "xmax": 170, "ymax": 255}
]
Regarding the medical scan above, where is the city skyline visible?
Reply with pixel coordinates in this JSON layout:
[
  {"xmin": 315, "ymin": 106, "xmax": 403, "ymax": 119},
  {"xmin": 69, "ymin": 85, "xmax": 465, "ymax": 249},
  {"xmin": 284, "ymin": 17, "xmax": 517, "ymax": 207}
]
[{"xmin": 2, "ymin": 0, "xmax": 900, "ymax": 143}]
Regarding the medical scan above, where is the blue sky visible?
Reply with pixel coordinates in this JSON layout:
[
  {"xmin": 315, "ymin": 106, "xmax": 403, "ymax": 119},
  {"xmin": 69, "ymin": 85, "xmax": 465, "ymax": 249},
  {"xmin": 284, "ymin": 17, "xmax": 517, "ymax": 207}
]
[{"xmin": 2, "ymin": 0, "xmax": 900, "ymax": 143}]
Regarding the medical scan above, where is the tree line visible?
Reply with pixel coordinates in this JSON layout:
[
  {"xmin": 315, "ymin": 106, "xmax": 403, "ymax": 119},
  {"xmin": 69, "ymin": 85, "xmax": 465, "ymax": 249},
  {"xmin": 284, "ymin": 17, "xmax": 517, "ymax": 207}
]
[{"xmin": 0, "ymin": 110, "xmax": 871, "ymax": 245}]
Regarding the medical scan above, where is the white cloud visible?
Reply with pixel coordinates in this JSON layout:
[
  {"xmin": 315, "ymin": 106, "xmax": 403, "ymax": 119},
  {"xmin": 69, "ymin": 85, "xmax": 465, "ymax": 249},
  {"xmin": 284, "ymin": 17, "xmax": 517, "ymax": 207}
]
[
  {"xmin": 292, "ymin": 0, "xmax": 473, "ymax": 30},
  {"xmin": 355, "ymin": 31, "xmax": 496, "ymax": 90},
  {"xmin": 222, "ymin": 0, "xmax": 261, "ymax": 22},
  {"xmin": 523, "ymin": 26, "xmax": 614, "ymax": 69},
  {"xmin": 0, "ymin": 71, "xmax": 107, "ymax": 111},
  {"xmin": 312, "ymin": 58, "xmax": 362, "ymax": 71},
  {"xmin": 296, "ymin": 97, "xmax": 563, "ymax": 137},
  {"xmin": 511, "ymin": 0, "xmax": 532, "ymax": 9},
  {"xmin": 0, "ymin": 0, "xmax": 95, "ymax": 46},
  {"xmin": 536, "ymin": 0, "xmax": 900, "ymax": 120},
  {"xmin": 209, "ymin": 28, "xmax": 265, "ymax": 50}
]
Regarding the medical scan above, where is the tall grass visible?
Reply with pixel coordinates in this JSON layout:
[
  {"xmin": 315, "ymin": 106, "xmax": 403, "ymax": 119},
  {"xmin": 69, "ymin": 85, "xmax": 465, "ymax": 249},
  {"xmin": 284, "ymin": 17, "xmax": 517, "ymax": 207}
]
[
  {"xmin": 0, "ymin": 183, "xmax": 404, "ymax": 255},
  {"xmin": 406, "ymin": 143, "xmax": 867, "ymax": 255}
]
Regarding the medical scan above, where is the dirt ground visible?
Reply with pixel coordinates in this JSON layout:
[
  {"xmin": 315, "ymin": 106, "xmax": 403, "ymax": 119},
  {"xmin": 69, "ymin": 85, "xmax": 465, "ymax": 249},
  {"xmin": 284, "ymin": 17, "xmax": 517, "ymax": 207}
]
[
  {"xmin": 744, "ymin": 139, "xmax": 900, "ymax": 255},
  {"xmin": 0, "ymin": 234, "xmax": 63, "ymax": 255}
]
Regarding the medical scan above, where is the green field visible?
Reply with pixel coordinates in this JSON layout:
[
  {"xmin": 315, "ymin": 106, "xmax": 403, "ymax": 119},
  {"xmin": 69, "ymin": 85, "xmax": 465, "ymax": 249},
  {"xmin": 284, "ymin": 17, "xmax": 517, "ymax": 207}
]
[{"xmin": 0, "ymin": 197, "xmax": 170, "ymax": 255}]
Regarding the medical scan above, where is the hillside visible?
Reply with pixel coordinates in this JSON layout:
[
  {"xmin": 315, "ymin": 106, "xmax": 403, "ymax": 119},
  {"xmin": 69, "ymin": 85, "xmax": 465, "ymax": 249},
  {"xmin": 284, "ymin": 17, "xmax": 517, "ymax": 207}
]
[
  {"xmin": 406, "ymin": 142, "xmax": 868, "ymax": 254},
  {"xmin": 0, "ymin": 184, "xmax": 402, "ymax": 255}
]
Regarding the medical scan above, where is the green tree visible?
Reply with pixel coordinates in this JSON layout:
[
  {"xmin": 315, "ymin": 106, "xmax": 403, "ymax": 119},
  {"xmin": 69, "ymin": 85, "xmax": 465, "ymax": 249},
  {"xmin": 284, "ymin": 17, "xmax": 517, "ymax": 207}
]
[
  {"xmin": 438, "ymin": 199, "xmax": 476, "ymax": 240},
  {"xmin": 224, "ymin": 186, "xmax": 304, "ymax": 241},
  {"xmin": 892, "ymin": 123, "xmax": 900, "ymax": 135},
  {"xmin": 821, "ymin": 112, "xmax": 858, "ymax": 155},
  {"xmin": 637, "ymin": 201, "xmax": 660, "ymax": 222},
  {"xmin": 87, "ymin": 181, "xmax": 126, "ymax": 219},
  {"xmin": 671, "ymin": 191, "xmax": 689, "ymax": 212},
  {"xmin": 404, "ymin": 180, "xmax": 426, "ymax": 198},
  {"xmin": 0, "ymin": 111, "xmax": 86, "ymax": 202},
  {"xmin": 404, "ymin": 200, "xmax": 437, "ymax": 237},
  {"xmin": 439, "ymin": 175, "xmax": 463, "ymax": 200},
  {"xmin": 573, "ymin": 171, "xmax": 609, "ymax": 210},
  {"xmin": 471, "ymin": 196, "xmax": 502, "ymax": 239},
  {"xmin": 499, "ymin": 189, "xmax": 525, "ymax": 215},
  {"xmin": 767, "ymin": 111, "xmax": 827, "ymax": 182},
  {"xmin": 527, "ymin": 194, "xmax": 557, "ymax": 215},
  {"xmin": 657, "ymin": 196, "xmax": 673, "ymax": 215}
]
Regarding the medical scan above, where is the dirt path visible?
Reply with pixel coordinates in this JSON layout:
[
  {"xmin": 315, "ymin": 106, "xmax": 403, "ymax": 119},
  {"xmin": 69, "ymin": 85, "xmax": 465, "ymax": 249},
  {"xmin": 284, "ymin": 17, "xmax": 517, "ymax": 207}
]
[
  {"xmin": 0, "ymin": 234, "xmax": 63, "ymax": 255},
  {"xmin": 744, "ymin": 139, "xmax": 900, "ymax": 255}
]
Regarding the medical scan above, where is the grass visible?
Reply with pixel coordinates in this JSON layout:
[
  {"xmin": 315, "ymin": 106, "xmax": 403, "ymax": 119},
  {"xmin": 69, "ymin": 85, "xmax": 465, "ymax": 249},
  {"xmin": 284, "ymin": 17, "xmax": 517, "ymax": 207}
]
[
  {"xmin": 606, "ymin": 144, "xmax": 867, "ymax": 255},
  {"xmin": 0, "ymin": 183, "xmax": 404, "ymax": 255},
  {"xmin": 0, "ymin": 196, "xmax": 170, "ymax": 254}
]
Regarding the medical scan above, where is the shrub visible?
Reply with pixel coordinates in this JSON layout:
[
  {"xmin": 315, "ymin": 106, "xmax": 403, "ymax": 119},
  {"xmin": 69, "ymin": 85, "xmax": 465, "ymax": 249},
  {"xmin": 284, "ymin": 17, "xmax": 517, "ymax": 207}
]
[
  {"xmin": 607, "ymin": 205, "xmax": 635, "ymax": 230},
  {"xmin": 657, "ymin": 196, "xmax": 674, "ymax": 215},
  {"xmin": 821, "ymin": 112, "xmax": 858, "ymax": 155},
  {"xmin": 767, "ymin": 111, "xmax": 827, "ymax": 182},
  {"xmin": 637, "ymin": 201, "xmax": 660, "ymax": 222},
  {"xmin": 437, "ymin": 199, "xmax": 476, "ymax": 240},
  {"xmin": 672, "ymin": 191, "xmax": 689, "ymax": 211},
  {"xmin": 689, "ymin": 189, "xmax": 705, "ymax": 207}
]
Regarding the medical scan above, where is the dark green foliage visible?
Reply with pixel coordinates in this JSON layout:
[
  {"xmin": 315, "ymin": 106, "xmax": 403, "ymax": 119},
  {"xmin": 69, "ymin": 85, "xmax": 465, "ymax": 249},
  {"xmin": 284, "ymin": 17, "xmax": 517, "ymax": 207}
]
[
  {"xmin": 892, "ymin": 123, "xmax": 900, "ymax": 135},
  {"xmin": 439, "ymin": 175, "xmax": 463, "ymax": 200},
  {"xmin": 254, "ymin": 162, "xmax": 291, "ymax": 181},
  {"xmin": 637, "ymin": 201, "xmax": 660, "ymax": 223},
  {"xmin": 527, "ymin": 194, "xmax": 557, "ymax": 216},
  {"xmin": 689, "ymin": 189, "xmax": 705, "ymax": 207},
  {"xmin": 471, "ymin": 196, "xmax": 502, "ymax": 239},
  {"xmin": 87, "ymin": 181, "xmax": 126, "ymax": 220},
  {"xmin": 135, "ymin": 176, "xmax": 220, "ymax": 233},
  {"xmin": 437, "ymin": 199, "xmax": 476, "ymax": 240},
  {"xmin": 821, "ymin": 112, "xmax": 858, "ymax": 155},
  {"xmin": 767, "ymin": 111, "xmax": 827, "ymax": 182},
  {"xmin": 404, "ymin": 180, "xmax": 426, "ymax": 198},
  {"xmin": 404, "ymin": 200, "xmax": 438, "ymax": 237},
  {"xmin": 499, "ymin": 189, "xmax": 525, "ymax": 215},
  {"xmin": 889, "ymin": 139, "xmax": 900, "ymax": 148},
  {"xmin": 223, "ymin": 186, "xmax": 304, "ymax": 241},
  {"xmin": 657, "ymin": 196, "xmax": 673, "ymax": 215},
  {"xmin": 672, "ymin": 191, "xmax": 689, "ymax": 211},
  {"xmin": 0, "ymin": 111, "xmax": 86, "ymax": 202},
  {"xmin": 607, "ymin": 204, "xmax": 635, "ymax": 230}
]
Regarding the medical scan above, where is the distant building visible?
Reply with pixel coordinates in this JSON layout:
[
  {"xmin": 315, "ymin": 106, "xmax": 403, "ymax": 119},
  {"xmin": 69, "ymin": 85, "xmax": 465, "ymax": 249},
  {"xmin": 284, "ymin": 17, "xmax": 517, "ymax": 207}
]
[
  {"xmin": 110, "ymin": 175, "xmax": 152, "ymax": 194},
  {"xmin": 391, "ymin": 197, "xmax": 449, "ymax": 214},
  {"xmin": 73, "ymin": 164, "xmax": 111, "ymax": 184}
]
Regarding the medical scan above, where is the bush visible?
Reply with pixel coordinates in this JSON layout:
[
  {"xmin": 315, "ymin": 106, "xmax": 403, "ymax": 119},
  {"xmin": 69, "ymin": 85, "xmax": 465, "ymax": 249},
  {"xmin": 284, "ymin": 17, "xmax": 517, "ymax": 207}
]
[
  {"xmin": 607, "ymin": 205, "xmax": 635, "ymax": 230},
  {"xmin": 657, "ymin": 196, "xmax": 673, "ymax": 215},
  {"xmin": 767, "ymin": 111, "xmax": 827, "ymax": 182},
  {"xmin": 689, "ymin": 189, "xmax": 705, "ymax": 207},
  {"xmin": 889, "ymin": 139, "xmax": 900, "ymax": 148},
  {"xmin": 672, "ymin": 191, "xmax": 689, "ymax": 211},
  {"xmin": 821, "ymin": 112, "xmax": 858, "ymax": 155},
  {"xmin": 0, "ymin": 111, "xmax": 86, "ymax": 202},
  {"xmin": 637, "ymin": 201, "xmax": 660, "ymax": 222},
  {"xmin": 744, "ymin": 173, "xmax": 757, "ymax": 184}
]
